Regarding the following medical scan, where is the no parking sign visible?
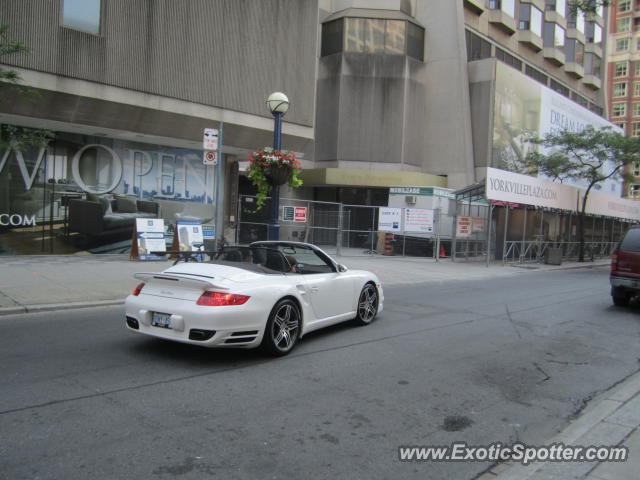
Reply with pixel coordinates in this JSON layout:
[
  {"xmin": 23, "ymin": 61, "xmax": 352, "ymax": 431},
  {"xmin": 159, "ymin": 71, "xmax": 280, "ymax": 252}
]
[{"xmin": 203, "ymin": 150, "xmax": 217, "ymax": 165}]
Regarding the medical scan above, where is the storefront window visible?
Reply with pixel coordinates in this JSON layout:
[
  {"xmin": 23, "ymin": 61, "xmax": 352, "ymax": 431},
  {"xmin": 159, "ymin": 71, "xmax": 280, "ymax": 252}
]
[{"xmin": 0, "ymin": 128, "xmax": 215, "ymax": 255}]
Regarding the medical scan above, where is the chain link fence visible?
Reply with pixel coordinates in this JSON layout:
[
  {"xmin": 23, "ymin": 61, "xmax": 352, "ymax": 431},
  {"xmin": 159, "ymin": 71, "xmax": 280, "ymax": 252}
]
[{"xmin": 235, "ymin": 195, "xmax": 455, "ymax": 258}]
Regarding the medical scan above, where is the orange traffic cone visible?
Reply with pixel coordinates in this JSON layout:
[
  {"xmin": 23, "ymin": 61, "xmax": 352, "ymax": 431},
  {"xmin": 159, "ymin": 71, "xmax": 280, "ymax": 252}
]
[
  {"xmin": 384, "ymin": 233, "xmax": 394, "ymax": 255},
  {"xmin": 439, "ymin": 244, "xmax": 447, "ymax": 258}
]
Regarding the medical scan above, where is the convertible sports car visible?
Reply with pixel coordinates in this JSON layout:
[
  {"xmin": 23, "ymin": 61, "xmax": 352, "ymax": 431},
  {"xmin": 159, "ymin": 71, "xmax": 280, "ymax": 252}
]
[{"xmin": 124, "ymin": 241, "xmax": 383, "ymax": 355}]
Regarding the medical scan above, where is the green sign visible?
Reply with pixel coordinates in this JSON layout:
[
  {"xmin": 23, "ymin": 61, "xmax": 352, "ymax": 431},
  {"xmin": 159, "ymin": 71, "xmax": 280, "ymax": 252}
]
[
  {"xmin": 282, "ymin": 206, "xmax": 295, "ymax": 221},
  {"xmin": 389, "ymin": 186, "xmax": 454, "ymax": 199}
]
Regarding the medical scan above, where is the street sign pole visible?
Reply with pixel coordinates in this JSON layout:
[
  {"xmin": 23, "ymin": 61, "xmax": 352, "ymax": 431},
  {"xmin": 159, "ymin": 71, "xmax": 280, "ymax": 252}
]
[{"xmin": 214, "ymin": 123, "xmax": 224, "ymax": 249}]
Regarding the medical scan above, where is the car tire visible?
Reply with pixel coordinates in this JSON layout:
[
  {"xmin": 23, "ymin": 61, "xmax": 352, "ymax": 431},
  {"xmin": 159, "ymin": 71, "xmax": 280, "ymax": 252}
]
[
  {"xmin": 612, "ymin": 291, "xmax": 630, "ymax": 307},
  {"xmin": 353, "ymin": 283, "xmax": 378, "ymax": 326},
  {"xmin": 261, "ymin": 299, "xmax": 301, "ymax": 356}
]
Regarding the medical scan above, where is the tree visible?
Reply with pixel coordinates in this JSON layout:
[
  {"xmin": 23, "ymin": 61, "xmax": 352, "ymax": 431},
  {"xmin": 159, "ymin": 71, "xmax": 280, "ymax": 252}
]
[
  {"xmin": 0, "ymin": 24, "xmax": 52, "ymax": 150},
  {"xmin": 568, "ymin": 0, "xmax": 611, "ymax": 16},
  {"xmin": 526, "ymin": 126, "xmax": 639, "ymax": 262}
]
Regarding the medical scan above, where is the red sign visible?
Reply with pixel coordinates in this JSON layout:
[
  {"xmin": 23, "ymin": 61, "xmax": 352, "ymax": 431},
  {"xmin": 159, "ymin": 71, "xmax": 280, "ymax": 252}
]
[
  {"xmin": 457, "ymin": 216, "xmax": 472, "ymax": 238},
  {"xmin": 294, "ymin": 207, "xmax": 307, "ymax": 223},
  {"xmin": 203, "ymin": 151, "xmax": 217, "ymax": 165}
]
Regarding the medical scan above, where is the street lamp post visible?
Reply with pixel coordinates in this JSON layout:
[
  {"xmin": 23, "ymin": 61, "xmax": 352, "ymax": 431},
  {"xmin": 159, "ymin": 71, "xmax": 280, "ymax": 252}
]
[{"xmin": 266, "ymin": 92, "xmax": 289, "ymax": 241}]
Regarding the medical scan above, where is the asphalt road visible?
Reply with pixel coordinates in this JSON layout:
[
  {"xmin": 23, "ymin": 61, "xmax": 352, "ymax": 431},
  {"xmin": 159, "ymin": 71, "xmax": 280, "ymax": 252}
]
[{"xmin": 1, "ymin": 266, "xmax": 638, "ymax": 480}]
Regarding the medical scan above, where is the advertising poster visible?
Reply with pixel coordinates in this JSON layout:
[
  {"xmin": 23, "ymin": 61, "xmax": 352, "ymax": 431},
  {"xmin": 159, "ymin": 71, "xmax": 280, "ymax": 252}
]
[
  {"xmin": 493, "ymin": 62, "xmax": 622, "ymax": 196},
  {"xmin": 404, "ymin": 208, "xmax": 434, "ymax": 234},
  {"xmin": 177, "ymin": 220, "xmax": 204, "ymax": 253},
  {"xmin": 378, "ymin": 207, "xmax": 401, "ymax": 232},
  {"xmin": 136, "ymin": 218, "xmax": 166, "ymax": 260}
]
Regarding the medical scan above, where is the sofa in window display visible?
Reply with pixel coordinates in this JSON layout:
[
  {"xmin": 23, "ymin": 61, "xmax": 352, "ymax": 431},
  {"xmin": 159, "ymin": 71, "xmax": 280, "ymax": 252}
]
[{"xmin": 68, "ymin": 194, "xmax": 159, "ymax": 238}]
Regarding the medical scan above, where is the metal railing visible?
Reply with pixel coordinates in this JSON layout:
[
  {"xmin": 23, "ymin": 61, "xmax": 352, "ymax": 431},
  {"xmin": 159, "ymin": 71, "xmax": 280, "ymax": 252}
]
[
  {"xmin": 235, "ymin": 195, "xmax": 453, "ymax": 258},
  {"xmin": 503, "ymin": 240, "xmax": 617, "ymax": 264}
]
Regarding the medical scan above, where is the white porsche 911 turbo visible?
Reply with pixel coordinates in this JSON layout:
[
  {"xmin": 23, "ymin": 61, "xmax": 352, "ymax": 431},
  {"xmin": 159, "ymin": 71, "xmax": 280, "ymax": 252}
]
[{"xmin": 124, "ymin": 241, "xmax": 383, "ymax": 356}]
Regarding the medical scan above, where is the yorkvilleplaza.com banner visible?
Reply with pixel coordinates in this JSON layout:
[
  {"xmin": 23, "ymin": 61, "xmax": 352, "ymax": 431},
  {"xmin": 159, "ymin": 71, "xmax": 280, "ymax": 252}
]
[{"xmin": 485, "ymin": 168, "xmax": 640, "ymax": 222}]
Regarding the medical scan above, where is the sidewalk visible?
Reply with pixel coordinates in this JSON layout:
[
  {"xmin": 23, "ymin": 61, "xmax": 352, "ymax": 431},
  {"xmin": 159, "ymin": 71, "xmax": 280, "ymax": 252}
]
[
  {"xmin": 1, "ymin": 253, "xmax": 635, "ymax": 479},
  {"xmin": 479, "ymin": 371, "xmax": 640, "ymax": 480},
  {"xmin": 0, "ymin": 253, "xmax": 609, "ymax": 315}
]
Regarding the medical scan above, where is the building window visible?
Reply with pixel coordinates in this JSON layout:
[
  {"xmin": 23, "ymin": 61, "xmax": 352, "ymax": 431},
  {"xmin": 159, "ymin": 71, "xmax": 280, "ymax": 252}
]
[
  {"xmin": 567, "ymin": 9, "xmax": 585, "ymax": 33},
  {"xmin": 584, "ymin": 53, "xmax": 601, "ymax": 76},
  {"xmin": 61, "ymin": 0, "xmax": 102, "ymax": 34},
  {"xmin": 633, "ymin": 161, "xmax": 640, "ymax": 177},
  {"xmin": 615, "ymin": 122, "xmax": 626, "ymax": 130},
  {"xmin": 572, "ymin": 92, "xmax": 589, "ymax": 107},
  {"xmin": 466, "ymin": 30, "xmax": 492, "ymax": 61},
  {"xmin": 619, "ymin": 0, "xmax": 632, "ymax": 12},
  {"xmin": 550, "ymin": 79, "xmax": 570, "ymax": 98},
  {"xmin": 617, "ymin": 17, "xmax": 632, "ymax": 33},
  {"xmin": 321, "ymin": 17, "xmax": 425, "ymax": 61},
  {"xmin": 585, "ymin": 22, "xmax": 602, "ymax": 44},
  {"xmin": 406, "ymin": 21, "xmax": 425, "ymax": 61},
  {"xmin": 525, "ymin": 64, "xmax": 548, "ymax": 84},
  {"xmin": 634, "ymin": 103, "xmax": 640, "ymax": 116},
  {"xmin": 635, "ymin": 82, "xmax": 640, "ymax": 97},
  {"xmin": 495, "ymin": 47, "xmax": 523, "ymax": 70},
  {"xmin": 566, "ymin": 39, "xmax": 584, "ymax": 65},
  {"xmin": 614, "ymin": 83, "xmax": 628, "ymax": 98},
  {"xmin": 490, "ymin": 0, "xmax": 515, "ymax": 17},
  {"xmin": 321, "ymin": 19, "xmax": 344, "ymax": 56},
  {"xmin": 544, "ymin": 22, "xmax": 565, "ymax": 48},
  {"xmin": 519, "ymin": 4, "xmax": 543, "ymax": 36},
  {"xmin": 590, "ymin": 103, "xmax": 604, "ymax": 116},
  {"xmin": 577, "ymin": 11, "xmax": 585, "ymax": 33},
  {"xmin": 615, "ymin": 61, "xmax": 629, "ymax": 77},
  {"xmin": 545, "ymin": 0, "xmax": 566, "ymax": 16},
  {"xmin": 629, "ymin": 184, "xmax": 640, "ymax": 197},
  {"xmin": 345, "ymin": 18, "xmax": 386, "ymax": 54},
  {"xmin": 617, "ymin": 38, "xmax": 631, "ymax": 52},
  {"xmin": 612, "ymin": 103, "xmax": 627, "ymax": 117},
  {"xmin": 633, "ymin": 122, "xmax": 640, "ymax": 136}
]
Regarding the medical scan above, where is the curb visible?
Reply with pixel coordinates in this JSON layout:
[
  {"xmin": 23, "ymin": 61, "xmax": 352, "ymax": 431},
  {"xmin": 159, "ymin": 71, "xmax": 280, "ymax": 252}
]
[
  {"xmin": 0, "ymin": 260, "xmax": 610, "ymax": 317},
  {"xmin": 0, "ymin": 299, "xmax": 124, "ymax": 317},
  {"xmin": 477, "ymin": 370, "xmax": 640, "ymax": 480}
]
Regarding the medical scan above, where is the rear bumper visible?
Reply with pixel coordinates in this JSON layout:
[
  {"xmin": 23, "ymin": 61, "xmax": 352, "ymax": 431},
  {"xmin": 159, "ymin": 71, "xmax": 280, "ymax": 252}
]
[
  {"xmin": 124, "ymin": 294, "xmax": 267, "ymax": 348},
  {"xmin": 611, "ymin": 276, "xmax": 640, "ymax": 290}
]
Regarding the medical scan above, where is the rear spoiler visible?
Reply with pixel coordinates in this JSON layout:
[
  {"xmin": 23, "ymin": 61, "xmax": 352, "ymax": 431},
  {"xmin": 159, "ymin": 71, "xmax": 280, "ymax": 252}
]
[{"xmin": 134, "ymin": 272, "xmax": 229, "ymax": 291}]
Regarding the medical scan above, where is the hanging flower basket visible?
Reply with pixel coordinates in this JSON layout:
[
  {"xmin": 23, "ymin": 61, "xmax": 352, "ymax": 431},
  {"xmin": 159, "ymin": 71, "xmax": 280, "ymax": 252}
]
[
  {"xmin": 265, "ymin": 164, "xmax": 292, "ymax": 186},
  {"xmin": 247, "ymin": 149, "xmax": 303, "ymax": 211}
]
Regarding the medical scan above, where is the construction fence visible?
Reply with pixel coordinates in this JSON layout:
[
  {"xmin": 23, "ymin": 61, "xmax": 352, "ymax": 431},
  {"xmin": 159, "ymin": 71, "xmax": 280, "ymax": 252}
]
[
  {"xmin": 235, "ymin": 195, "xmax": 455, "ymax": 258},
  {"xmin": 234, "ymin": 195, "xmax": 633, "ymax": 263}
]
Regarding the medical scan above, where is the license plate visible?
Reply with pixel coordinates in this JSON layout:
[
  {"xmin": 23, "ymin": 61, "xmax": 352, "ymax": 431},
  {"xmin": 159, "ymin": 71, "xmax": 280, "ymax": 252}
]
[{"xmin": 151, "ymin": 312, "xmax": 172, "ymax": 329}]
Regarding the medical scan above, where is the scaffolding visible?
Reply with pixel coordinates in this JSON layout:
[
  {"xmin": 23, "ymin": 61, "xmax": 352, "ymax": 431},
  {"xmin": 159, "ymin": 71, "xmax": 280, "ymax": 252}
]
[{"xmin": 454, "ymin": 181, "xmax": 634, "ymax": 266}]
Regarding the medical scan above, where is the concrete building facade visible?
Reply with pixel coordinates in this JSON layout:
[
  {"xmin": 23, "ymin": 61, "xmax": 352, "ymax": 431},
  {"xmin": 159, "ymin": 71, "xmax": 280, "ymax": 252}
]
[{"xmin": 0, "ymin": 0, "xmax": 614, "ymax": 255}]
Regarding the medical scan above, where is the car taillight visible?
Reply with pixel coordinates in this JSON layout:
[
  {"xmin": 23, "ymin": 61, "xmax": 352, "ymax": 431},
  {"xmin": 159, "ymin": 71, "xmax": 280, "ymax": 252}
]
[
  {"xmin": 196, "ymin": 291, "xmax": 250, "ymax": 306},
  {"xmin": 611, "ymin": 251, "xmax": 618, "ymax": 273},
  {"xmin": 132, "ymin": 282, "xmax": 145, "ymax": 296}
]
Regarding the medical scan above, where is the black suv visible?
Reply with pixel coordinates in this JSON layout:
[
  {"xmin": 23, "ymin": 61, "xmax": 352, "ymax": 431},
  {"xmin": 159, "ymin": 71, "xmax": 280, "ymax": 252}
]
[{"xmin": 611, "ymin": 225, "xmax": 640, "ymax": 306}]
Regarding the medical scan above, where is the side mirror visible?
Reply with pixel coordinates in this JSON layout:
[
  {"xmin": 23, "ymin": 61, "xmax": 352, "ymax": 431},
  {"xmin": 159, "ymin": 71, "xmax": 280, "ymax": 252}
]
[{"xmin": 337, "ymin": 264, "xmax": 348, "ymax": 273}]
